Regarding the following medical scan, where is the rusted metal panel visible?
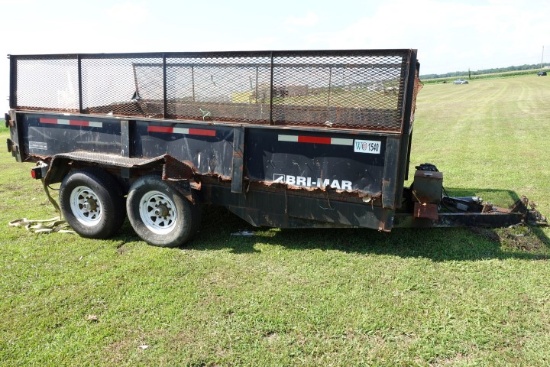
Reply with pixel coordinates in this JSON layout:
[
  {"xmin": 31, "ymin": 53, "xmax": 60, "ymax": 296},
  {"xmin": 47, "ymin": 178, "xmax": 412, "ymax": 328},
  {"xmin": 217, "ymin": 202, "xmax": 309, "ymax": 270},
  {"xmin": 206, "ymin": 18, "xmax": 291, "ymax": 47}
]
[
  {"xmin": 412, "ymin": 170, "xmax": 443, "ymax": 204},
  {"xmin": 162, "ymin": 155, "xmax": 195, "ymax": 181},
  {"xmin": 133, "ymin": 120, "xmax": 234, "ymax": 179},
  {"xmin": 203, "ymin": 179, "xmax": 392, "ymax": 229},
  {"xmin": 414, "ymin": 202, "xmax": 439, "ymax": 220},
  {"xmin": 245, "ymin": 128, "xmax": 386, "ymax": 194}
]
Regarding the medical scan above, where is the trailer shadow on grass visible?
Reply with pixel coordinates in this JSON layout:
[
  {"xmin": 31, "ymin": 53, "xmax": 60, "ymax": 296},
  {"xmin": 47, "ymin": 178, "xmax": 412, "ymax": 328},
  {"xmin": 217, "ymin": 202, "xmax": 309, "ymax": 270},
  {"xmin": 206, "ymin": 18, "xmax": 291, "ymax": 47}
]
[{"xmin": 189, "ymin": 200, "xmax": 549, "ymax": 262}]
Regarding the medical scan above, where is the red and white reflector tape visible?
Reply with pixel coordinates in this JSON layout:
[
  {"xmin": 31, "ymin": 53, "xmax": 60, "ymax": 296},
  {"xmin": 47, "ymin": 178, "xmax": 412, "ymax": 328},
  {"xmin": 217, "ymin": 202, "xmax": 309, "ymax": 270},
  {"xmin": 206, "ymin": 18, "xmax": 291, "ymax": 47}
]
[
  {"xmin": 148, "ymin": 125, "xmax": 216, "ymax": 137},
  {"xmin": 278, "ymin": 134, "xmax": 353, "ymax": 146},
  {"xmin": 39, "ymin": 117, "xmax": 103, "ymax": 128}
]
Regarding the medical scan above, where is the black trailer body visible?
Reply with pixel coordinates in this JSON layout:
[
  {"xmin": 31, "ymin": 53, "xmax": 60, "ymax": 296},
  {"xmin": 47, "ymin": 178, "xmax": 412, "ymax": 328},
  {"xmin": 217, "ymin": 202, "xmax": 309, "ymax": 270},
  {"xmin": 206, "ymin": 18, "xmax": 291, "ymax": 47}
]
[{"xmin": 8, "ymin": 49, "xmax": 541, "ymax": 247}]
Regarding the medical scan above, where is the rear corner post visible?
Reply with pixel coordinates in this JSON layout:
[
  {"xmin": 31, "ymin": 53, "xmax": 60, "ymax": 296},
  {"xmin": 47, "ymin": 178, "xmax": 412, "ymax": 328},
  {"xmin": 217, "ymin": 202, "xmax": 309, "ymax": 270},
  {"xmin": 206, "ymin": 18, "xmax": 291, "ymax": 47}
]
[{"xmin": 381, "ymin": 136, "xmax": 401, "ymax": 210}]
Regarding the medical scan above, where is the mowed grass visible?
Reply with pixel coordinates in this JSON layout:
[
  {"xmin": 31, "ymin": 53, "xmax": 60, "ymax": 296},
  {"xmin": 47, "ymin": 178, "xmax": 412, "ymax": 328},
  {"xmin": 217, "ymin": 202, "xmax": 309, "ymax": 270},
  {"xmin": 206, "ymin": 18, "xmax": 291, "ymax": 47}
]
[
  {"xmin": 1, "ymin": 74, "xmax": 549, "ymax": 367},
  {"xmin": 410, "ymin": 76, "xmax": 550, "ymax": 209}
]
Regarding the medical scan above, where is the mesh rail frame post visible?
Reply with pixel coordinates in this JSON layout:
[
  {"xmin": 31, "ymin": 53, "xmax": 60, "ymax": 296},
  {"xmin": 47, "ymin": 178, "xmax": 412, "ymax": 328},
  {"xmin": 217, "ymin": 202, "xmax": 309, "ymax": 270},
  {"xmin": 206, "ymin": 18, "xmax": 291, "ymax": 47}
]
[
  {"xmin": 77, "ymin": 54, "xmax": 83, "ymax": 114},
  {"xmin": 9, "ymin": 54, "xmax": 17, "ymax": 109}
]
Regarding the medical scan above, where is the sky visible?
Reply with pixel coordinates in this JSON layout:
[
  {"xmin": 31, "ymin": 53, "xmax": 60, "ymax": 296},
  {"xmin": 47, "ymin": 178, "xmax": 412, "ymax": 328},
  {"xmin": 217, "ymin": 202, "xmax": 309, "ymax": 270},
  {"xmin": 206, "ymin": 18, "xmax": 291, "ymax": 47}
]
[{"xmin": 2, "ymin": 0, "xmax": 549, "ymax": 111}]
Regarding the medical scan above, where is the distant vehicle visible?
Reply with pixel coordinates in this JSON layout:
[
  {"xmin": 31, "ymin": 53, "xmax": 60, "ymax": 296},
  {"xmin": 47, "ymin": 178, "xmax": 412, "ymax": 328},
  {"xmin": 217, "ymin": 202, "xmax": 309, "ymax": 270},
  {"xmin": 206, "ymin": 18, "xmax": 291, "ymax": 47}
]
[
  {"xmin": 453, "ymin": 79, "xmax": 469, "ymax": 84},
  {"xmin": 537, "ymin": 71, "xmax": 547, "ymax": 76}
]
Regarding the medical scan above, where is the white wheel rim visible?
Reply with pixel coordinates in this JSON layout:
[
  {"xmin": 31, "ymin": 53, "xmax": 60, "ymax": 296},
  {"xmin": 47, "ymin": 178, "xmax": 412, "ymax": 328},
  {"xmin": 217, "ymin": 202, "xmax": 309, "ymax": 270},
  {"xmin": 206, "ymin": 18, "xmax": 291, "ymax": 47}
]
[
  {"xmin": 139, "ymin": 190, "xmax": 177, "ymax": 235},
  {"xmin": 70, "ymin": 185, "xmax": 102, "ymax": 227}
]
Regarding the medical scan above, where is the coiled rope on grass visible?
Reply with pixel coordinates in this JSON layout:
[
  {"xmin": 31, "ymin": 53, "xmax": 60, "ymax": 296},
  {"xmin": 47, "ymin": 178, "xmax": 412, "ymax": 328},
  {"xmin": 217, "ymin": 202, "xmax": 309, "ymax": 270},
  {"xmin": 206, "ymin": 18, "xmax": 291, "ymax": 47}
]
[
  {"xmin": 9, "ymin": 217, "xmax": 74, "ymax": 234},
  {"xmin": 8, "ymin": 177, "xmax": 75, "ymax": 234}
]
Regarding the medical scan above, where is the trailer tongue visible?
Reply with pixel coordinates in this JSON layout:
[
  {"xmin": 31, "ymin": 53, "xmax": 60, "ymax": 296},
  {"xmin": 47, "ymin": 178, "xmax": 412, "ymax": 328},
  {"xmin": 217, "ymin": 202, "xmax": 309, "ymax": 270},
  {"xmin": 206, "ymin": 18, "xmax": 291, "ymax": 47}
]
[
  {"xmin": 5, "ymin": 49, "xmax": 546, "ymax": 247},
  {"xmin": 395, "ymin": 164, "xmax": 546, "ymax": 228}
]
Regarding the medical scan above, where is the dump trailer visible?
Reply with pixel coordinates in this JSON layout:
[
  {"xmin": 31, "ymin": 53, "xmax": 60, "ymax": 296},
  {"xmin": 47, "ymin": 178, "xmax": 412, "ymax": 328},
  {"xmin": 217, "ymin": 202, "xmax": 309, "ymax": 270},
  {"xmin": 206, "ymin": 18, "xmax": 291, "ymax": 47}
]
[{"xmin": 5, "ymin": 49, "xmax": 546, "ymax": 247}]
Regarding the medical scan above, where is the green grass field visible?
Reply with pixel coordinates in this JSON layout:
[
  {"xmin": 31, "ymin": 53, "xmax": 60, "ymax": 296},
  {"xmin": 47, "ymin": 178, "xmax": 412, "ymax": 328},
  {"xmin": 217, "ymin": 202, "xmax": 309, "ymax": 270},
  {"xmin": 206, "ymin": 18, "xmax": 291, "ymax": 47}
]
[{"xmin": 1, "ymin": 74, "xmax": 549, "ymax": 366}]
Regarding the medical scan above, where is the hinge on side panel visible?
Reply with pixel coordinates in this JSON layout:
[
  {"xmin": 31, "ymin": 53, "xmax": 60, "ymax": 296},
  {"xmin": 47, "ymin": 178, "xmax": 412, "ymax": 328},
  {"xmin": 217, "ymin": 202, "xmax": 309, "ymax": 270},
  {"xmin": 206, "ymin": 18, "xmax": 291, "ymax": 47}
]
[{"xmin": 6, "ymin": 138, "xmax": 18, "ymax": 155}]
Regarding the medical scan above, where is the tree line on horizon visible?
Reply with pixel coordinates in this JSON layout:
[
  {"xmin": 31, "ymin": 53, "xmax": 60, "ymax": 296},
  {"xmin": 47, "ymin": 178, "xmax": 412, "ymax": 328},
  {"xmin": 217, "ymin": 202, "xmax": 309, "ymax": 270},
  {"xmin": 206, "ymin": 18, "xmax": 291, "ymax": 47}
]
[{"xmin": 421, "ymin": 62, "xmax": 550, "ymax": 79}]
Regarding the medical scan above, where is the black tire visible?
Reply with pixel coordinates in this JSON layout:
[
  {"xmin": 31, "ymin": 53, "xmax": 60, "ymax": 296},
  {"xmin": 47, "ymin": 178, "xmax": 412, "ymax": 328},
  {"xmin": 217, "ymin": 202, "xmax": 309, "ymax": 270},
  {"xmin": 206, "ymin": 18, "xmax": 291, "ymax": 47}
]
[
  {"xmin": 126, "ymin": 175, "xmax": 200, "ymax": 247},
  {"xmin": 59, "ymin": 168, "xmax": 126, "ymax": 239}
]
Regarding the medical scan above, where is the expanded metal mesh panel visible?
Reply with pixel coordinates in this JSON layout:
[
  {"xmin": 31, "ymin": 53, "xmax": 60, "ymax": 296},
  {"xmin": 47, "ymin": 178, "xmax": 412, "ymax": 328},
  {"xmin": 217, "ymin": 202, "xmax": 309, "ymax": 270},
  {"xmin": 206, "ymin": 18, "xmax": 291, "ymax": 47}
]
[
  {"xmin": 272, "ymin": 53, "xmax": 405, "ymax": 130},
  {"xmin": 13, "ymin": 56, "xmax": 79, "ymax": 112},
  {"xmin": 81, "ymin": 56, "xmax": 164, "ymax": 116},
  {"xmin": 163, "ymin": 55, "xmax": 272, "ymax": 122},
  {"xmin": 10, "ymin": 50, "xmax": 417, "ymax": 132}
]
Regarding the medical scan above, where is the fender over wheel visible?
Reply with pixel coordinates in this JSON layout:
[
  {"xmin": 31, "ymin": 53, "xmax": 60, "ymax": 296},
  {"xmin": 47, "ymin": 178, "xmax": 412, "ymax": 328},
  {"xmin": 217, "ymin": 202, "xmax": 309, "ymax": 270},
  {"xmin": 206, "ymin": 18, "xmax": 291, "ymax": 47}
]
[
  {"xmin": 126, "ymin": 176, "xmax": 200, "ymax": 247},
  {"xmin": 59, "ymin": 168, "xmax": 126, "ymax": 239}
]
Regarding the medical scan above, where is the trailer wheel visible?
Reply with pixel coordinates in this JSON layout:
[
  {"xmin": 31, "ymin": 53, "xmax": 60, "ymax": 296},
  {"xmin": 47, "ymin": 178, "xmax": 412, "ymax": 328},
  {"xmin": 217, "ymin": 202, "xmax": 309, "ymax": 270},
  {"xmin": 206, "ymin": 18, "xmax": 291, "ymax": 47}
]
[
  {"xmin": 59, "ymin": 168, "xmax": 126, "ymax": 239},
  {"xmin": 126, "ymin": 176, "xmax": 200, "ymax": 247}
]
